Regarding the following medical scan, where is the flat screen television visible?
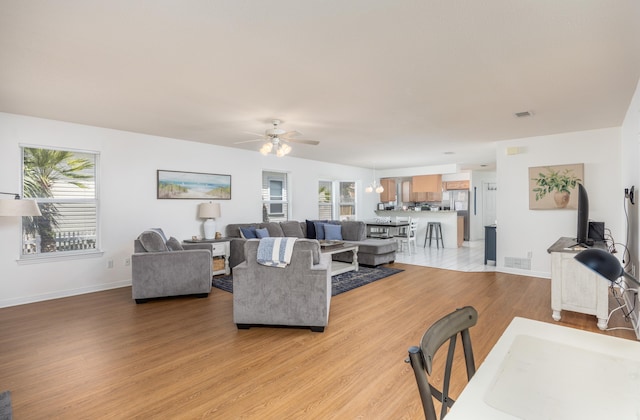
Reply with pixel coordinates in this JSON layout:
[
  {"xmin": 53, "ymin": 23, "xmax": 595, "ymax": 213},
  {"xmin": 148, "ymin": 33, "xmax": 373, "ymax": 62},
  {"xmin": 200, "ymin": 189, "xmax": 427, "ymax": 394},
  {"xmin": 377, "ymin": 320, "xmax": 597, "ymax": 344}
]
[{"xmin": 576, "ymin": 183, "xmax": 593, "ymax": 246}]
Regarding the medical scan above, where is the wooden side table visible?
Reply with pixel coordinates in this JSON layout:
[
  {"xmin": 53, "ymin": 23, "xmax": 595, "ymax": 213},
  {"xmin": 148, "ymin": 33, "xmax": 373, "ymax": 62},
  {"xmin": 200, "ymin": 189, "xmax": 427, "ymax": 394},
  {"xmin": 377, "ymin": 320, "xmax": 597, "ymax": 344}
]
[{"xmin": 182, "ymin": 238, "xmax": 230, "ymax": 276}]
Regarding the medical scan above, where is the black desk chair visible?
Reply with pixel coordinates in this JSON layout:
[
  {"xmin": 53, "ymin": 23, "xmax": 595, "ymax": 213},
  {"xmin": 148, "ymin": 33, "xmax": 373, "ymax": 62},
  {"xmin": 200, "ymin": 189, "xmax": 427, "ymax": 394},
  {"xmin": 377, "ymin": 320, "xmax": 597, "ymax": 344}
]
[{"xmin": 406, "ymin": 306, "xmax": 478, "ymax": 419}]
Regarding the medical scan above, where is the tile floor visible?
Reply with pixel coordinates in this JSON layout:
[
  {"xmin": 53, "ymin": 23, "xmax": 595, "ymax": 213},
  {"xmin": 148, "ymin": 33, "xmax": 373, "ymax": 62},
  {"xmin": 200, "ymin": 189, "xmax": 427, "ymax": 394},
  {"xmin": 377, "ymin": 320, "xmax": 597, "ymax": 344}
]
[{"xmin": 393, "ymin": 239, "xmax": 496, "ymax": 272}]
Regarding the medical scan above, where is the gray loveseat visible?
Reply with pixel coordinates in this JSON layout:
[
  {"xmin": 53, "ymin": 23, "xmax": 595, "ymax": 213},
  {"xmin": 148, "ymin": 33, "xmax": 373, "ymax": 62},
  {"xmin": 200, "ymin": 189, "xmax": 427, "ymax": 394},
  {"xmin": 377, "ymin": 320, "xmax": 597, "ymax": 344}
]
[
  {"xmin": 225, "ymin": 220, "xmax": 398, "ymax": 270},
  {"xmin": 233, "ymin": 239, "xmax": 332, "ymax": 332},
  {"xmin": 132, "ymin": 229, "xmax": 212, "ymax": 303}
]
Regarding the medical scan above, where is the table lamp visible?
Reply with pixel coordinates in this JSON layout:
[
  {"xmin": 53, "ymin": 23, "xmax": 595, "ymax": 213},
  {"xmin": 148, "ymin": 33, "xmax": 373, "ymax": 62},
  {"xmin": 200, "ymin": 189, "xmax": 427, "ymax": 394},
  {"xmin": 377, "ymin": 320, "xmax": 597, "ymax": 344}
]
[
  {"xmin": 0, "ymin": 192, "xmax": 42, "ymax": 217},
  {"xmin": 198, "ymin": 202, "xmax": 220, "ymax": 240},
  {"xmin": 574, "ymin": 248, "xmax": 640, "ymax": 286}
]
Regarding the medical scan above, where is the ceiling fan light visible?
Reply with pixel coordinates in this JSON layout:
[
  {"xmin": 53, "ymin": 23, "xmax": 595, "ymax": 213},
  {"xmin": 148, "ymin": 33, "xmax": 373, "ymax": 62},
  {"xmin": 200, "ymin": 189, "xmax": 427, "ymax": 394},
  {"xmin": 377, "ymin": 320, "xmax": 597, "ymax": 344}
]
[
  {"xmin": 260, "ymin": 143, "xmax": 273, "ymax": 155},
  {"xmin": 281, "ymin": 144, "xmax": 292, "ymax": 155},
  {"xmin": 276, "ymin": 147, "xmax": 286, "ymax": 157}
]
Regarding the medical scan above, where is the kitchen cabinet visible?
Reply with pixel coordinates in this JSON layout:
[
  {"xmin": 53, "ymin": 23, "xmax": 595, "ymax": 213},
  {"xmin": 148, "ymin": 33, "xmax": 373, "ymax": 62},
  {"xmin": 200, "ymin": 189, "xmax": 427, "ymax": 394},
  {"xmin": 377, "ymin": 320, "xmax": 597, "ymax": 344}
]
[
  {"xmin": 412, "ymin": 191, "xmax": 428, "ymax": 202},
  {"xmin": 402, "ymin": 181, "xmax": 439, "ymax": 202},
  {"xmin": 412, "ymin": 174, "xmax": 442, "ymax": 193},
  {"xmin": 379, "ymin": 178, "xmax": 396, "ymax": 202},
  {"xmin": 443, "ymin": 180, "xmax": 470, "ymax": 190}
]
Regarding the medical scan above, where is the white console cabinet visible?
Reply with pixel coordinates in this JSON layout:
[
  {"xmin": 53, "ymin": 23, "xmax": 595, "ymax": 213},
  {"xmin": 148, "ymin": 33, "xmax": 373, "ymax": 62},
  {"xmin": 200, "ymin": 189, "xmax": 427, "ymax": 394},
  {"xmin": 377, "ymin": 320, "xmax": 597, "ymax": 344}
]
[{"xmin": 548, "ymin": 237, "xmax": 610, "ymax": 330}]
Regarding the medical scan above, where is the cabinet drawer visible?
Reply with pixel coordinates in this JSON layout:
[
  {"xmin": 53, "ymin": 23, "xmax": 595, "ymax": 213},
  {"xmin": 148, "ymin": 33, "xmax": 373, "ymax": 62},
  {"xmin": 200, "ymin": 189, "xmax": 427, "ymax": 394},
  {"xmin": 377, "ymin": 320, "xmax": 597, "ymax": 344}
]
[{"xmin": 209, "ymin": 243, "xmax": 227, "ymax": 254}]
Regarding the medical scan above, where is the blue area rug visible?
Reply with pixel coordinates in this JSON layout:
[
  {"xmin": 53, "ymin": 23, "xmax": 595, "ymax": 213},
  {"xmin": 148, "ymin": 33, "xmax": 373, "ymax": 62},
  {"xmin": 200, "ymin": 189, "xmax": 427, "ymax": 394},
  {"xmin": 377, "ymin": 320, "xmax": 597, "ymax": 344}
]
[{"xmin": 213, "ymin": 266, "xmax": 403, "ymax": 296}]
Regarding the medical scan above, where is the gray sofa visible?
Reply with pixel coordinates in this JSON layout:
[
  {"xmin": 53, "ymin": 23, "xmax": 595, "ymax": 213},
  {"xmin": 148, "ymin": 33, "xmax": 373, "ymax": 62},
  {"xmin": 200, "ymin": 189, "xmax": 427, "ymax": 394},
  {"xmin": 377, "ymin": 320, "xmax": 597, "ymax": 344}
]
[
  {"xmin": 132, "ymin": 230, "xmax": 212, "ymax": 303},
  {"xmin": 233, "ymin": 239, "xmax": 332, "ymax": 332},
  {"xmin": 225, "ymin": 220, "xmax": 397, "ymax": 270}
]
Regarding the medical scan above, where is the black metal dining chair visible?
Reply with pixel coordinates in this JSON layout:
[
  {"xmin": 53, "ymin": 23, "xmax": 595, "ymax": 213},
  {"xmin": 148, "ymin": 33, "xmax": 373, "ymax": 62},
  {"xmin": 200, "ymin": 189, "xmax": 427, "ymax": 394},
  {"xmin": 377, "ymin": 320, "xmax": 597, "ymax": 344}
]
[{"xmin": 406, "ymin": 306, "xmax": 478, "ymax": 419}]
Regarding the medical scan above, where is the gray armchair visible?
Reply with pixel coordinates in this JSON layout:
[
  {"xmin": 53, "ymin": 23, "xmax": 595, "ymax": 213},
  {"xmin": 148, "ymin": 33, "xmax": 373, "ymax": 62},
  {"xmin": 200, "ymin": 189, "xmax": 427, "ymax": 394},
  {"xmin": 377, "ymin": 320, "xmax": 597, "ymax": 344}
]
[
  {"xmin": 233, "ymin": 239, "xmax": 332, "ymax": 332},
  {"xmin": 132, "ymin": 230, "xmax": 212, "ymax": 303}
]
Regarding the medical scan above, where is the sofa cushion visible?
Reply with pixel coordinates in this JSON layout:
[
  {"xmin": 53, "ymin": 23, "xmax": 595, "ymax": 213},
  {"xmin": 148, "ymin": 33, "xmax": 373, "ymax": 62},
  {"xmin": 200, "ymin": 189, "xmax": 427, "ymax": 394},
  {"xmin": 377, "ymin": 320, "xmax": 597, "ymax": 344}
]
[
  {"xmin": 324, "ymin": 223, "xmax": 343, "ymax": 241},
  {"xmin": 280, "ymin": 221, "xmax": 305, "ymax": 238},
  {"xmin": 138, "ymin": 230, "xmax": 168, "ymax": 252},
  {"xmin": 255, "ymin": 227, "xmax": 270, "ymax": 238},
  {"xmin": 166, "ymin": 237, "xmax": 184, "ymax": 251},
  {"xmin": 306, "ymin": 219, "xmax": 327, "ymax": 239},
  {"xmin": 314, "ymin": 222, "xmax": 326, "ymax": 240},
  {"xmin": 348, "ymin": 239, "xmax": 398, "ymax": 254},
  {"xmin": 263, "ymin": 223, "xmax": 285, "ymax": 237},
  {"xmin": 149, "ymin": 228, "xmax": 168, "ymax": 242},
  {"xmin": 240, "ymin": 227, "xmax": 257, "ymax": 239},
  {"xmin": 340, "ymin": 220, "xmax": 367, "ymax": 241}
]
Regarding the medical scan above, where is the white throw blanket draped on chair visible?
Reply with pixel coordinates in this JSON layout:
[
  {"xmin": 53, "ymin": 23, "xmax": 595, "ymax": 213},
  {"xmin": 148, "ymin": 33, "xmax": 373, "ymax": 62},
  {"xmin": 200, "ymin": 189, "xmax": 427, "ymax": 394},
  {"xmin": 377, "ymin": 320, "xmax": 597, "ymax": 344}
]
[{"xmin": 257, "ymin": 237, "xmax": 298, "ymax": 268}]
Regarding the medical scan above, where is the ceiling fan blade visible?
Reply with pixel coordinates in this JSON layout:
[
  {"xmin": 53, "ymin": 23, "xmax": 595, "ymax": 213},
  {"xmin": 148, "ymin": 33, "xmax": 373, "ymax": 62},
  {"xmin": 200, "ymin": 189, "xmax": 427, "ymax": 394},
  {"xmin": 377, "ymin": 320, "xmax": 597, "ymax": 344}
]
[
  {"xmin": 280, "ymin": 130, "xmax": 303, "ymax": 138},
  {"xmin": 242, "ymin": 131, "xmax": 267, "ymax": 137},
  {"xmin": 285, "ymin": 138, "xmax": 320, "ymax": 146},
  {"xmin": 234, "ymin": 138, "xmax": 266, "ymax": 144}
]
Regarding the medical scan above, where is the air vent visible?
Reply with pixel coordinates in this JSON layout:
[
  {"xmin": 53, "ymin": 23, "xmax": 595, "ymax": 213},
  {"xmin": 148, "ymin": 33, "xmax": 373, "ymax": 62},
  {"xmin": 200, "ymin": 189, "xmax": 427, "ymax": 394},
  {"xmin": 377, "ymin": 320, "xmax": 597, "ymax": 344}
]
[
  {"xmin": 504, "ymin": 257, "xmax": 531, "ymax": 270},
  {"xmin": 515, "ymin": 111, "xmax": 533, "ymax": 118}
]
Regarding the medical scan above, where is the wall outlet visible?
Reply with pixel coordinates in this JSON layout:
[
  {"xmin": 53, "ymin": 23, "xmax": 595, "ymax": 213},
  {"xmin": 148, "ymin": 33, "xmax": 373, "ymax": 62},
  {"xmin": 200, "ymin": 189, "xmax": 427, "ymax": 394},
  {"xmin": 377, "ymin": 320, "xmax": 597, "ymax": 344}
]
[
  {"xmin": 107, "ymin": 259, "xmax": 114, "ymax": 269},
  {"xmin": 125, "ymin": 257, "xmax": 131, "ymax": 266}
]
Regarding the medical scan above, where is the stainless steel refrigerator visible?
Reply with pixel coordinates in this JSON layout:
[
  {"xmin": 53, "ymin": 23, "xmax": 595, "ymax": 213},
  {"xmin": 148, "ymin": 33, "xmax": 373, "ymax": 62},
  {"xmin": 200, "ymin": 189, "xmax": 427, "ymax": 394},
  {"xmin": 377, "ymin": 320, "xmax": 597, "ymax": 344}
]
[{"xmin": 450, "ymin": 190, "xmax": 470, "ymax": 241}]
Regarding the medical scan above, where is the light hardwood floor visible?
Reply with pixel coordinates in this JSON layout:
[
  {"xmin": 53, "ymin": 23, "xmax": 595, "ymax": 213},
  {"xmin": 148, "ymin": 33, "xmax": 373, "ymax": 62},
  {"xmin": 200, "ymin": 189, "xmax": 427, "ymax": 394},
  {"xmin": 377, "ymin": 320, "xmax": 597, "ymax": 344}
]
[{"xmin": 0, "ymin": 264, "xmax": 635, "ymax": 418}]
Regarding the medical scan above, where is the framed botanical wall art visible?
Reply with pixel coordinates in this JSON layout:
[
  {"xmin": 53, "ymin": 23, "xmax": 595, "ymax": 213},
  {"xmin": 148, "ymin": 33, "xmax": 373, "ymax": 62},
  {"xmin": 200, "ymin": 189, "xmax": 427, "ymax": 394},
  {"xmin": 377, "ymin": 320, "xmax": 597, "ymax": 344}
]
[
  {"xmin": 157, "ymin": 170, "xmax": 231, "ymax": 200},
  {"xmin": 529, "ymin": 163, "xmax": 583, "ymax": 210}
]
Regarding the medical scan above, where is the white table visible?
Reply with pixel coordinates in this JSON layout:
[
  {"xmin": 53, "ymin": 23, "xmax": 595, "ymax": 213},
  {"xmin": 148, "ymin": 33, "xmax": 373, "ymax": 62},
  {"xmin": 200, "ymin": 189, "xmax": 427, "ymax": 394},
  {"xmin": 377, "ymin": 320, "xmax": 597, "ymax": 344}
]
[
  {"xmin": 548, "ymin": 237, "xmax": 610, "ymax": 330},
  {"xmin": 182, "ymin": 239, "xmax": 230, "ymax": 275},
  {"xmin": 446, "ymin": 317, "xmax": 640, "ymax": 419},
  {"xmin": 320, "ymin": 243, "xmax": 359, "ymax": 276}
]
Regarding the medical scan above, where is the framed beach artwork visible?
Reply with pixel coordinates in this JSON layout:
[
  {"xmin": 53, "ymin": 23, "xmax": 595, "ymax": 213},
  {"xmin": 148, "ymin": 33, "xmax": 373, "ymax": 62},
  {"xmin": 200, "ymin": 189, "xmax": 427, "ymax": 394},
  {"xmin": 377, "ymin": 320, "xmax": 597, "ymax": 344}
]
[
  {"xmin": 528, "ymin": 163, "xmax": 583, "ymax": 210},
  {"xmin": 157, "ymin": 170, "xmax": 231, "ymax": 200}
]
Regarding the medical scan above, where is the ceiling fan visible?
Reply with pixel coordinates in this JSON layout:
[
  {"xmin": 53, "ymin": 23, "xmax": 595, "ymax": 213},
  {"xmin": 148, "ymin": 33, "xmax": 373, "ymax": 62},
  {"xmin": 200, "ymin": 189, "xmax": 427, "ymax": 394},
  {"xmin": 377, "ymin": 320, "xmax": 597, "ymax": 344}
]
[{"xmin": 236, "ymin": 119, "xmax": 320, "ymax": 157}]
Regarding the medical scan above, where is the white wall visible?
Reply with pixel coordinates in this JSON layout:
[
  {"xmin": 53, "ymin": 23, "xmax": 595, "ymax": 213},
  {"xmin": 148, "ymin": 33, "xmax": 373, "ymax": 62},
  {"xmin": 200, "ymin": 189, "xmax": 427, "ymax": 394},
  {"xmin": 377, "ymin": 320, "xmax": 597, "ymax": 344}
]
[
  {"xmin": 0, "ymin": 113, "xmax": 378, "ymax": 307},
  {"xmin": 496, "ymin": 127, "xmax": 623, "ymax": 278},
  {"xmin": 621, "ymin": 77, "xmax": 640, "ymax": 274}
]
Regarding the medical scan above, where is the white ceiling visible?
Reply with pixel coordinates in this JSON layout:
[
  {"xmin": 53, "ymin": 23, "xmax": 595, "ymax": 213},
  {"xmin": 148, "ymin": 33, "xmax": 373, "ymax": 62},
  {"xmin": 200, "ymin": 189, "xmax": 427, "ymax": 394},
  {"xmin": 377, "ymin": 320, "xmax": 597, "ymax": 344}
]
[{"xmin": 1, "ymin": 1, "xmax": 639, "ymax": 170}]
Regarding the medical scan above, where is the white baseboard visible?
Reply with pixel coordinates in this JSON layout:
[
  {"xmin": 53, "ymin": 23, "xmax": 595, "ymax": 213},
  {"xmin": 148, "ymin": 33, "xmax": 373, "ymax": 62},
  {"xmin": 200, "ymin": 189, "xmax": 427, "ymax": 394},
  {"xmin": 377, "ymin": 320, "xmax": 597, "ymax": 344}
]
[
  {"xmin": 0, "ymin": 280, "xmax": 132, "ymax": 308},
  {"xmin": 496, "ymin": 266, "xmax": 550, "ymax": 279}
]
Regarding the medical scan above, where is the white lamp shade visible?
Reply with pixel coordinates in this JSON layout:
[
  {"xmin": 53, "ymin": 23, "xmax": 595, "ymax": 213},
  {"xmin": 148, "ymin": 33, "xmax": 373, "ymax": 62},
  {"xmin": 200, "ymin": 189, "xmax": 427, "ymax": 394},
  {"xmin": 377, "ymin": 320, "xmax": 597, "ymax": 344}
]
[
  {"xmin": 198, "ymin": 202, "xmax": 221, "ymax": 219},
  {"xmin": 0, "ymin": 199, "xmax": 42, "ymax": 217}
]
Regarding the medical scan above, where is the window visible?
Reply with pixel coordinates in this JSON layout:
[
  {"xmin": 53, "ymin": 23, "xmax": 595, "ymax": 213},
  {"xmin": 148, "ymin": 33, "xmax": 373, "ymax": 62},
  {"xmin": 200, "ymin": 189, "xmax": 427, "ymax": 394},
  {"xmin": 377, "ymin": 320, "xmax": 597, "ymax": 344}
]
[
  {"xmin": 318, "ymin": 180, "xmax": 357, "ymax": 220},
  {"xmin": 318, "ymin": 180, "xmax": 333, "ymax": 220},
  {"xmin": 262, "ymin": 171, "xmax": 289, "ymax": 222},
  {"xmin": 21, "ymin": 146, "xmax": 99, "ymax": 257},
  {"xmin": 338, "ymin": 181, "xmax": 356, "ymax": 220}
]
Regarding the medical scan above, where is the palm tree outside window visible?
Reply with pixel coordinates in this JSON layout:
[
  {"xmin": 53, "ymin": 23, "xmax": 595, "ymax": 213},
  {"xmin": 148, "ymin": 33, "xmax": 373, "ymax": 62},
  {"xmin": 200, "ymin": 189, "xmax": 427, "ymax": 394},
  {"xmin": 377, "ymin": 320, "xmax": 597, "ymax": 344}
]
[{"xmin": 21, "ymin": 146, "xmax": 99, "ymax": 257}]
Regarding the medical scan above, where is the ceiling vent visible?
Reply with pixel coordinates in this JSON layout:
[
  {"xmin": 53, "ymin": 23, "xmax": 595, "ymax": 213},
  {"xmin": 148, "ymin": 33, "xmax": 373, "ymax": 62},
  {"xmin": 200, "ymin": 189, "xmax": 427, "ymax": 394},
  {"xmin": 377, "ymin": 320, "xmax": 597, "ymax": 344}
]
[{"xmin": 515, "ymin": 111, "xmax": 533, "ymax": 118}]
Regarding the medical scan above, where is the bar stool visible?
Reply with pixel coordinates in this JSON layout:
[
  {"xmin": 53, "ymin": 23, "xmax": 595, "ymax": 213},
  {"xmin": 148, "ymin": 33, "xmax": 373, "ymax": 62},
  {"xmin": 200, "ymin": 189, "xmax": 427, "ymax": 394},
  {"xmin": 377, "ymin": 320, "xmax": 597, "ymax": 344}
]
[{"xmin": 424, "ymin": 222, "xmax": 444, "ymax": 248}]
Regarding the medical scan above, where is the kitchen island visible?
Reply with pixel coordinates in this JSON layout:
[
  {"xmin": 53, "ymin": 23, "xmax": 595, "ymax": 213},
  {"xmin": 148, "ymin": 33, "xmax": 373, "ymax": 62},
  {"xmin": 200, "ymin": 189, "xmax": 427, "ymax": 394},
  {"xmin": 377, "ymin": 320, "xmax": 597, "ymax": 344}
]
[{"xmin": 374, "ymin": 210, "xmax": 461, "ymax": 248}]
